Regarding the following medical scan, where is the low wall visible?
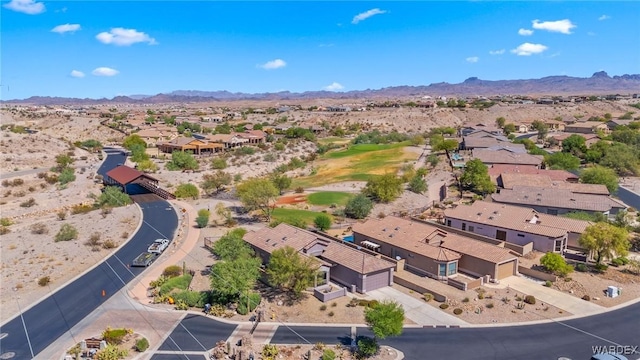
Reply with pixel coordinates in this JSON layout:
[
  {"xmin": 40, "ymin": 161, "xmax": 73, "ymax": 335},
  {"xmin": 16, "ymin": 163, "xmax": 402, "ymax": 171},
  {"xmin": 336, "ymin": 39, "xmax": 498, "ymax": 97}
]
[
  {"xmin": 393, "ymin": 275, "xmax": 448, "ymax": 302},
  {"xmin": 504, "ymin": 242, "xmax": 534, "ymax": 256},
  {"xmin": 466, "ymin": 277, "xmax": 483, "ymax": 290},
  {"xmin": 447, "ymin": 277, "xmax": 467, "ymax": 291},
  {"xmin": 313, "ymin": 285, "xmax": 347, "ymax": 303},
  {"xmin": 518, "ymin": 266, "xmax": 557, "ymax": 282}
]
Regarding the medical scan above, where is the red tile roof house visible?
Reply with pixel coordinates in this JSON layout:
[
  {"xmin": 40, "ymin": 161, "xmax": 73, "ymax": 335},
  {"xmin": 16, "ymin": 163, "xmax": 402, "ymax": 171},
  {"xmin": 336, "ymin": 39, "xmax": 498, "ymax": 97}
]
[
  {"xmin": 352, "ymin": 216, "xmax": 518, "ymax": 282},
  {"xmin": 243, "ymin": 224, "xmax": 395, "ymax": 294},
  {"xmin": 491, "ymin": 185, "xmax": 626, "ymax": 218},
  {"xmin": 443, "ymin": 201, "xmax": 592, "ymax": 254},
  {"xmin": 472, "ymin": 148, "xmax": 544, "ymax": 168},
  {"xmin": 497, "ymin": 173, "xmax": 610, "ymax": 195},
  {"xmin": 487, "ymin": 165, "xmax": 579, "ymax": 184}
]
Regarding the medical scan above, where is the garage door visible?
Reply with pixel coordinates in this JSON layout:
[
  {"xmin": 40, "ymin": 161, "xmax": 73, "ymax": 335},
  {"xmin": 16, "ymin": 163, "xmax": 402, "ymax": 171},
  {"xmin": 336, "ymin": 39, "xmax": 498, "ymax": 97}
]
[
  {"xmin": 364, "ymin": 270, "xmax": 390, "ymax": 292},
  {"xmin": 497, "ymin": 261, "xmax": 515, "ymax": 280}
]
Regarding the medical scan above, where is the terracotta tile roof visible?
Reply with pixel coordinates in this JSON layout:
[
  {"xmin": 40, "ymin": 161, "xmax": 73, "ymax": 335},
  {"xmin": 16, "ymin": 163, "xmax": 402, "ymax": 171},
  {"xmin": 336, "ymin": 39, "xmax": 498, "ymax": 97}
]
[
  {"xmin": 243, "ymin": 224, "xmax": 394, "ymax": 274},
  {"xmin": 105, "ymin": 165, "xmax": 156, "ymax": 185},
  {"xmin": 444, "ymin": 201, "xmax": 591, "ymax": 237},
  {"xmin": 499, "ymin": 173, "xmax": 609, "ymax": 195},
  {"xmin": 353, "ymin": 217, "xmax": 516, "ymax": 264},
  {"xmin": 473, "ymin": 149, "xmax": 544, "ymax": 166},
  {"xmin": 463, "ymin": 137, "xmax": 510, "ymax": 149},
  {"xmin": 491, "ymin": 186, "xmax": 625, "ymax": 212},
  {"xmin": 488, "ymin": 165, "xmax": 578, "ymax": 182},
  {"xmin": 135, "ymin": 129, "xmax": 164, "ymax": 138}
]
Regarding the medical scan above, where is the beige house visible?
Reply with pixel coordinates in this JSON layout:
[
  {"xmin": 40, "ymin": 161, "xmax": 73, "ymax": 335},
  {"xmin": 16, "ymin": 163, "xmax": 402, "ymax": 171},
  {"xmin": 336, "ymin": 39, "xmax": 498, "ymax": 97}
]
[
  {"xmin": 135, "ymin": 128, "xmax": 176, "ymax": 147},
  {"xmin": 565, "ymin": 121, "xmax": 610, "ymax": 135},
  {"xmin": 243, "ymin": 224, "xmax": 395, "ymax": 293},
  {"xmin": 353, "ymin": 216, "xmax": 518, "ymax": 281},
  {"xmin": 205, "ymin": 133, "xmax": 249, "ymax": 149},
  {"xmin": 157, "ymin": 137, "xmax": 223, "ymax": 154}
]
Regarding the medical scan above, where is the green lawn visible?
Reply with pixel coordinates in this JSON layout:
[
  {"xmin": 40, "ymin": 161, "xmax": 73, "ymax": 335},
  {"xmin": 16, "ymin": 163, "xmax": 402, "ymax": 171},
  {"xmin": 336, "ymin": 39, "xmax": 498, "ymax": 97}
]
[
  {"xmin": 323, "ymin": 142, "xmax": 409, "ymax": 159},
  {"xmin": 271, "ymin": 208, "xmax": 332, "ymax": 225},
  {"xmin": 306, "ymin": 191, "xmax": 354, "ymax": 206}
]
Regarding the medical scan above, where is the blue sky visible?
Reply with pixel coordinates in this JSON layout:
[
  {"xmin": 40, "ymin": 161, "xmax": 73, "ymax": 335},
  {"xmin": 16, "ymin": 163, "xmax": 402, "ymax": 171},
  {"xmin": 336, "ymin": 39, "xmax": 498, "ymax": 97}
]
[{"xmin": 1, "ymin": 1, "xmax": 639, "ymax": 99}]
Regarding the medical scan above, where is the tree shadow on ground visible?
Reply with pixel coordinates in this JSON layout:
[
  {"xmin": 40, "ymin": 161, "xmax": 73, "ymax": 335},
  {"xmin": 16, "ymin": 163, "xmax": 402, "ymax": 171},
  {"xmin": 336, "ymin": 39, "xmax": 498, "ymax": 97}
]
[{"xmin": 256, "ymin": 281, "xmax": 306, "ymax": 307}]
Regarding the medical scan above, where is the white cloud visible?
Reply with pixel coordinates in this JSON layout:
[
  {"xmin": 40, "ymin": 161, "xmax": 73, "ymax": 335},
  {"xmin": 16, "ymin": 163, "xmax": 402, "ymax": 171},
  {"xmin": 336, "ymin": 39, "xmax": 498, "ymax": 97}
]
[
  {"xmin": 3, "ymin": 0, "xmax": 45, "ymax": 14},
  {"xmin": 518, "ymin": 28, "xmax": 534, "ymax": 36},
  {"xmin": 598, "ymin": 15, "xmax": 610, "ymax": 21},
  {"xmin": 511, "ymin": 42, "xmax": 548, "ymax": 56},
  {"xmin": 532, "ymin": 19, "xmax": 576, "ymax": 34},
  {"xmin": 324, "ymin": 82, "xmax": 344, "ymax": 91},
  {"xmin": 318, "ymin": 43, "xmax": 334, "ymax": 48},
  {"xmin": 92, "ymin": 67, "xmax": 119, "ymax": 76},
  {"xmin": 352, "ymin": 8, "xmax": 386, "ymax": 24},
  {"xmin": 466, "ymin": 57, "xmax": 479, "ymax": 63},
  {"xmin": 258, "ymin": 59, "xmax": 287, "ymax": 70},
  {"xmin": 51, "ymin": 24, "xmax": 81, "ymax": 34},
  {"xmin": 70, "ymin": 70, "xmax": 85, "ymax": 78},
  {"xmin": 96, "ymin": 28, "xmax": 157, "ymax": 46},
  {"xmin": 489, "ymin": 49, "xmax": 505, "ymax": 55}
]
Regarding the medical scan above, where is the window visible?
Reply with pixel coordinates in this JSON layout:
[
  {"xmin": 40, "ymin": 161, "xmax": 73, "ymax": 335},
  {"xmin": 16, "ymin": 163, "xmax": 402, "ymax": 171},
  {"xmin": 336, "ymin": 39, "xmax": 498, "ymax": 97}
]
[
  {"xmin": 555, "ymin": 239, "xmax": 563, "ymax": 252},
  {"xmin": 448, "ymin": 262, "xmax": 457, "ymax": 276},
  {"xmin": 446, "ymin": 220, "xmax": 451, "ymax": 227},
  {"xmin": 517, "ymin": 234, "xmax": 525, "ymax": 238},
  {"xmin": 468, "ymin": 226, "xmax": 474, "ymax": 232},
  {"xmin": 439, "ymin": 263, "xmax": 446, "ymax": 277},
  {"xmin": 461, "ymin": 223, "xmax": 466, "ymax": 231},
  {"xmin": 496, "ymin": 230, "xmax": 507, "ymax": 241}
]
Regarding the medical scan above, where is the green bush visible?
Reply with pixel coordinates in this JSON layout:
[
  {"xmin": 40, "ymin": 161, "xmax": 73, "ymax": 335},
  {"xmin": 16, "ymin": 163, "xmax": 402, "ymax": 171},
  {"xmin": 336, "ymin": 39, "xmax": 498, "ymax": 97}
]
[
  {"xmin": 357, "ymin": 337, "xmax": 379, "ymax": 358},
  {"xmin": 159, "ymin": 274, "xmax": 192, "ymax": 295},
  {"xmin": 423, "ymin": 293, "xmax": 433, "ymax": 302},
  {"xmin": 55, "ymin": 224, "xmax": 78, "ymax": 242},
  {"xmin": 262, "ymin": 344, "xmax": 279, "ymax": 360},
  {"xmin": 135, "ymin": 337, "xmax": 149, "ymax": 352},
  {"xmin": 486, "ymin": 303, "xmax": 494, "ymax": 309},
  {"xmin": 453, "ymin": 308, "xmax": 463, "ymax": 315},
  {"xmin": 611, "ymin": 258, "xmax": 624, "ymax": 267},
  {"xmin": 575, "ymin": 263, "xmax": 588, "ymax": 272},
  {"xmin": 322, "ymin": 348, "xmax": 336, "ymax": 360},
  {"xmin": 237, "ymin": 292, "xmax": 261, "ymax": 315},
  {"xmin": 102, "ymin": 328, "xmax": 129, "ymax": 345},
  {"xmin": 174, "ymin": 183, "xmax": 199, "ymax": 199},
  {"xmin": 172, "ymin": 290, "xmax": 208, "ymax": 308},
  {"xmin": 71, "ymin": 203, "xmax": 95, "ymax": 214},
  {"xmin": 95, "ymin": 344, "xmax": 128, "ymax": 360},
  {"xmin": 439, "ymin": 303, "xmax": 449, "ymax": 309},
  {"xmin": 211, "ymin": 158, "xmax": 227, "ymax": 169},
  {"xmin": 594, "ymin": 263, "xmax": 609, "ymax": 273},
  {"xmin": 0, "ymin": 218, "xmax": 13, "ymax": 227},
  {"xmin": 162, "ymin": 265, "xmax": 183, "ymax": 278},
  {"xmin": 524, "ymin": 295, "xmax": 536, "ymax": 305},
  {"xmin": 544, "ymin": 280, "xmax": 553, "ymax": 287}
]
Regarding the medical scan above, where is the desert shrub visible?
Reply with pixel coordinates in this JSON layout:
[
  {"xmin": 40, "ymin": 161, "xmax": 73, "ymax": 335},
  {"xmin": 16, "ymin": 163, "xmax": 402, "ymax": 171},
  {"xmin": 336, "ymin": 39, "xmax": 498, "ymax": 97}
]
[
  {"xmin": 0, "ymin": 226, "xmax": 9, "ymax": 235},
  {"xmin": 102, "ymin": 239, "xmax": 117, "ymax": 249},
  {"xmin": 320, "ymin": 304, "xmax": 327, "ymax": 311},
  {"xmin": 234, "ymin": 146, "xmax": 255, "ymax": 156},
  {"xmin": 367, "ymin": 300, "xmax": 379, "ymax": 308},
  {"xmin": 159, "ymin": 274, "xmax": 192, "ymax": 295},
  {"xmin": 357, "ymin": 337, "xmax": 379, "ymax": 358},
  {"xmin": 322, "ymin": 348, "xmax": 336, "ymax": 360},
  {"xmin": 211, "ymin": 158, "xmax": 227, "ymax": 169},
  {"xmin": 163, "ymin": 265, "xmax": 183, "ymax": 278},
  {"xmin": 172, "ymin": 290, "xmax": 208, "ymax": 308},
  {"xmin": 20, "ymin": 198, "xmax": 36, "ymax": 207},
  {"xmin": 439, "ymin": 303, "xmax": 449, "ymax": 309},
  {"xmin": 544, "ymin": 280, "xmax": 552, "ymax": 287},
  {"xmin": 575, "ymin": 263, "xmax": 588, "ymax": 272},
  {"xmin": 294, "ymin": 186, "xmax": 304, "ymax": 193},
  {"xmin": 38, "ymin": 276, "xmax": 50, "ymax": 286},
  {"xmin": 55, "ymin": 224, "xmax": 78, "ymax": 242},
  {"xmin": 174, "ymin": 299, "xmax": 189, "ymax": 310},
  {"xmin": 423, "ymin": 293, "xmax": 433, "ymax": 302},
  {"xmin": 453, "ymin": 308, "xmax": 463, "ymax": 315},
  {"xmin": 616, "ymin": 257, "xmax": 630, "ymax": 265},
  {"xmin": 71, "ymin": 203, "xmax": 94, "ymax": 214},
  {"xmin": 57, "ymin": 210, "xmax": 68, "ymax": 220},
  {"xmin": 582, "ymin": 295, "xmax": 591, "ymax": 301},
  {"xmin": 121, "ymin": 231, "xmax": 129, "ymax": 239},
  {"xmin": 58, "ymin": 167, "xmax": 76, "ymax": 186},
  {"xmin": 95, "ymin": 344, "xmax": 128, "ymax": 360},
  {"xmin": 102, "ymin": 327, "xmax": 129, "ymax": 345},
  {"xmin": 86, "ymin": 232, "xmax": 101, "ymax": 246},
  {"xmin": 328, "ymin": 311, "xmax": 334, "ymax": 317},
  {"xmin": 594, "ymin": 263, "xmax": 608, "ymax": 273},
  {"xmin": 96, "ymin": 186, "xmax": 132, "ymax": 207},
  {"xmin": 331, "ymin": 302, "xmax": 337, "ymax": 307},
  {"xmin": 0, "ymin": 218, "xmax": 12, "ymax": 226},
  {"xmin": 486, "ymin": 303, "xmax": 494, "ymax": 309},
  {"xmin": 462, "ymin": 297, "xmax": 469, "ymax": 303},
  {"xmin": 540, "ymin": 252, "xmax": 573, "ymax": 276},
  {"xmin": 30, "ymin": 222, "xmax": 49, "ymax": 234},
  {"xmin": 135, "ymin": 337, "xmax": 149, "ymax": 352},
  {"xmin": 524, "ymin": 295, "xmax": 536, "ymax": 305},
  {"xmin": 174, "ymin": 183, "xmax": 199, "ymax": 199},
  {"xmin": 237, "ymin": 292, "xmax": 261, "ymax": 315},
  {"xmin": 262, "ymin": 344, "xmax": 279, "ymax": 360}
]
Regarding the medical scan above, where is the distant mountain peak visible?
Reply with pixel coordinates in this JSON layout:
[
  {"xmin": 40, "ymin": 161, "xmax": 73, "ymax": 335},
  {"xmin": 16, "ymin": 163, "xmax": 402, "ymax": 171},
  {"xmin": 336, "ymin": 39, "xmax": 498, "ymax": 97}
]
[
  {"xmin": 463, "ymin": 77, "xmax": 480, "ymax": 83},
  {"xmin": 591, "ymin": 71, "xmax": 610, "ymax": 78}
]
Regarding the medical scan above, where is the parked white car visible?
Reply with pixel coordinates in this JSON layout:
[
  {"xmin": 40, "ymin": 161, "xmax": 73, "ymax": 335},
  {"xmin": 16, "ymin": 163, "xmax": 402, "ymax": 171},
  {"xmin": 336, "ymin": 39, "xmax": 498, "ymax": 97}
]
[{"xmin": 147, "ymin": 238, "xmax": 170, "ymax": 254}]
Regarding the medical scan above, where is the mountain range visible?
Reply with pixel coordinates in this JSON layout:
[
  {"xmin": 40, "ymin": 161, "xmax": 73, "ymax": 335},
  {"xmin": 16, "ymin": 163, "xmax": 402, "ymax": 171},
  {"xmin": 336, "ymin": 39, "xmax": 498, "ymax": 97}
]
[{"xmin": 4, "ymin": 71, "xmax": 640, "ymax": 105}]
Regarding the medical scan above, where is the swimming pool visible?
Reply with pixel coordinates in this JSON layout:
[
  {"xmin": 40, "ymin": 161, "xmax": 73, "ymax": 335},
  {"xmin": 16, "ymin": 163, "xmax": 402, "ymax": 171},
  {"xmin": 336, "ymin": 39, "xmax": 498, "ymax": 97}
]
[{"xmin": 343, "ymin": 235, "xmax": 354, "ymax": 243}]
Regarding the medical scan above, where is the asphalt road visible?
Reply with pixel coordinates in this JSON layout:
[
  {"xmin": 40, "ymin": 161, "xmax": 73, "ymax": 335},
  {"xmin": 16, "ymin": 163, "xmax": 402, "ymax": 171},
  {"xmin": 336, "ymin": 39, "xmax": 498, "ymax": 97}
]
[
  {"xmin": 267, "ymin": 300, "xmax": 640, "ymax": 360},
  {"xmin": 0, "ymin": 149, "xmax": 179, "ymax": 359}
]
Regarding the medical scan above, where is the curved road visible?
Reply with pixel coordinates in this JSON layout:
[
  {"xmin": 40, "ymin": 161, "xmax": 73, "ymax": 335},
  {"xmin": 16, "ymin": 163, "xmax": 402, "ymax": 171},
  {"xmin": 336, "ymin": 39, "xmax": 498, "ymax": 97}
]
[
  {"xmin": 0, "ymin": 148, "xmax": 179, "ymax": 359},
  {"xmin": 153, "ymin": 300, "xmax": 640, "ymax": 360}
]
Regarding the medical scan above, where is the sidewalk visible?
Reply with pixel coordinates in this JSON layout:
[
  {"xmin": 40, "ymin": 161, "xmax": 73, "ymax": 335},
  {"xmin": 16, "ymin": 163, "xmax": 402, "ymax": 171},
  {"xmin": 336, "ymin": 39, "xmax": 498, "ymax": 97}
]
[
  {"xmin": 366, "ymin": 287, "xmax": 468, "ymax": 327},
  {"xmin": 128, "ymin": 200, "xmax": 202, "ymax": 302},
  {"xmin": 492, "ymin": 276, "xmax": 605, "ymax": 316}
]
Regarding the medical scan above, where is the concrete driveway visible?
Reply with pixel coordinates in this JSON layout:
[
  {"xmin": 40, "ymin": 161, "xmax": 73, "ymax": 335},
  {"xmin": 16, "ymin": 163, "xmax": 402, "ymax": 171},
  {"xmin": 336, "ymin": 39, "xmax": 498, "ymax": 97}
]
[
  {"xmin": 498, "ymin": 276, "xmax": 605, "ymax": 316},
  {"xmin": 366, "ymin": 287, "xmax": 468, "ymax": 327}
]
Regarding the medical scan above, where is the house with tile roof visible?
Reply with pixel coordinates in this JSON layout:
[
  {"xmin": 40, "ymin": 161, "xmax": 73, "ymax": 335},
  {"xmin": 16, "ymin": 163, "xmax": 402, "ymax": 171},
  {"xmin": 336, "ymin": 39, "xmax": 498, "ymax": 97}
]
[
  {"xmin": 243, "ymin": 224, "xmax": 395, "ymax": 294},
  {"xmin": 491, "ymin": 186, "xmax": 626, "ymax": 218},
  {"xmin": 473, "ymin": 148, "xmax": 544, "ymax": 168},
  {"xmin": 487, "ymin": 165, "xmax": 579, "ymax": 184},
  {"xmin": 444, "ymin": 201, "xmax": 592, "ymax": 253},
  {"xmin": 498, "ymin": 173, "xmax": 609, "ymax": 195},
  {"xmin": 352, "ymin": 216, "xmax": 518, "ymax": 281}
]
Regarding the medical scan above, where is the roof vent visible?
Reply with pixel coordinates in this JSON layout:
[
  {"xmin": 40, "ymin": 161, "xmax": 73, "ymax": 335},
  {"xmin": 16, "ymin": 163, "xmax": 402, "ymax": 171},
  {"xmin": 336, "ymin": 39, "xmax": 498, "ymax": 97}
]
[
  {"xmin": 493, "ymin": 211, "xmax": 499, "ymax": 214},
  {"xmin": 489, "ymin": 216, "xmax": 494, "ymax": 220},
  {"xmin": 524, "ymin": 195, "xmax": 529, "ymax": 199},
  {"xmin": 477, "ymin": 212, "xmax": 482, "ymax": 216},
  {"xmin": 382, "ymin": 228, "xmax": 386, "ymax": 232},
  {"xmin": 266, "ymin": 239, "xmax": 270, "ymax": 243},
  {"xmin": 282, "ymin": 236, "xmax": 287, "ymax": 241},
  {"xmin": 395, "ymin": 227, "xmax": 400, "ymax": 231},
  {"xmin": 389, "ymin": 234, "xmax": 394, "ymax": 238}
]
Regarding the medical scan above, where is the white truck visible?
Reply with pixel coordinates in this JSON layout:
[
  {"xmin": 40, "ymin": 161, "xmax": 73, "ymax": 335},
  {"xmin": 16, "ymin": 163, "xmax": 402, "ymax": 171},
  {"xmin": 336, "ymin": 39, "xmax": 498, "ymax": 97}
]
[{"xmin": 147, "ymin": 238, "xmax": 170, "ymax": 254}]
